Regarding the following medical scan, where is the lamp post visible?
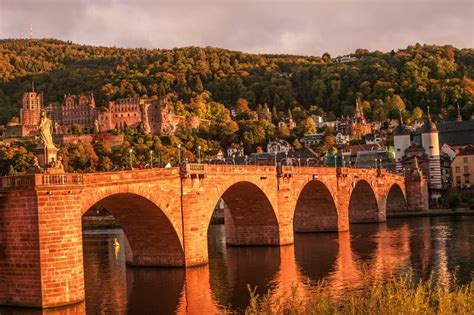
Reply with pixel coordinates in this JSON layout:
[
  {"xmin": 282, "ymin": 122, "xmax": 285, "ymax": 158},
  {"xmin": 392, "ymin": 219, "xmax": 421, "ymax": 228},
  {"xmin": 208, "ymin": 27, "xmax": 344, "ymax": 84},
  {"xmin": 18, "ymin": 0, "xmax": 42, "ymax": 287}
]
[
  {"xmin": 244, "ymin": 155, "xmax": 248, "ymax": 165},
  {"xmin": 129, "ymin": 148, "xmax": 133, "ymax": 169},
  {"xmin": 374, "ymin": 158, "xmax": 377, "ymax": 169},
  {"xmin": 198, "ymin": 145, "xmax": 201, "ymax": 164},
  {"xmin": 285, "ymin": 151, "xmax": 288, "ymax": 165},
  {"xmin": 274, "ymin": 152, "xmax": 277, "ymax": 166},
  {"xmin": 150, "ymin": 150, "xmax": 153, "ymax": 168},
  {"xmin": 177, "ymin": 144, "xmax": 181, "ymax": 166}
]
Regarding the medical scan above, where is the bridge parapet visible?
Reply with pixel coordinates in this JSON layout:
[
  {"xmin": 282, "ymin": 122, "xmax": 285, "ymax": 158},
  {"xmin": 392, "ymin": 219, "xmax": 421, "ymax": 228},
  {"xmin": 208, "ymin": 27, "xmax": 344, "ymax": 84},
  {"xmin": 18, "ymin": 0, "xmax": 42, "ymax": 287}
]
[
  {"xmin": 184, "ymin": 163, "xmax": 276, "ymax": 175},
  {"xmin": 81, "ymin": 167, "xmax": 179, "ymax": 185},
  {"xmin": 0, "ymin": 173, "xmax": 84, "ymax": 189}
]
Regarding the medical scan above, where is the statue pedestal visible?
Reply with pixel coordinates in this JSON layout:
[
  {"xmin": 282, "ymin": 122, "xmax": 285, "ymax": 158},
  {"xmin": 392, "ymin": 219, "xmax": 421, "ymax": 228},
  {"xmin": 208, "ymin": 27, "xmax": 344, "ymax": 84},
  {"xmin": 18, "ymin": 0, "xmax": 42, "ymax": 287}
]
[{"xmin": 36, "ymin": 145, "xmax": 59, "ymax": 169}]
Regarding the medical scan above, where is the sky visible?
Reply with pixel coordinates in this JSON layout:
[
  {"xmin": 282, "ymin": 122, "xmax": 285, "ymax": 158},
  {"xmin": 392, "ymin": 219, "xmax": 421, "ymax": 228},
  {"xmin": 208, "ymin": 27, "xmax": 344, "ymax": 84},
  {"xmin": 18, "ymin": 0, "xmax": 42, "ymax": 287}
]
[{"xmin": 0, "ymin": 0, "xmax": 472, "ymax": 57}]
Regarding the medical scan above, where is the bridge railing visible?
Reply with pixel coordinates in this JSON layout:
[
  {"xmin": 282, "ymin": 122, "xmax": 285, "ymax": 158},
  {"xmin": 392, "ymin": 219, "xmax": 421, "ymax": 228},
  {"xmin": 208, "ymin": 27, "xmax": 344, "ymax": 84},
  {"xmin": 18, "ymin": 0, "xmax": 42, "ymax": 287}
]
[
  {"xmin": 185, "ymin": 163, "xmax": 275, "ymax": 174},
  {"xmin": 0, "ymin": 173, "xmax": 84, "ymax": 189}
]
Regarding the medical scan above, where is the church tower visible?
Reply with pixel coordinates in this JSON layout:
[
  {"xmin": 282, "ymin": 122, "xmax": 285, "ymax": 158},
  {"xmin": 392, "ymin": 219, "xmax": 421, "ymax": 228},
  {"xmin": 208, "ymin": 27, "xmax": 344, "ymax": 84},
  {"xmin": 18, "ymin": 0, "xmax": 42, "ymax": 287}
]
[
  {"xmin": 393, "ymin": 111, "xmax": 411, "ymax": 174},
  {"xmin": 421, "ymin": 106, "xmax": 442, "ymax": 189}
]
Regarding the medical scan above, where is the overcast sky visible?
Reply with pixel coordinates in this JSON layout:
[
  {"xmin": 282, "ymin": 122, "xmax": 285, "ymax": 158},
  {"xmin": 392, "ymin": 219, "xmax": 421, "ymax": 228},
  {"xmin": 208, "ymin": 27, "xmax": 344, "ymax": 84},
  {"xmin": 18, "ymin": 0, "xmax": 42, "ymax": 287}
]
[{"xmin": 0, "ymin": 0, "xmax": 472, "ymax": 56}]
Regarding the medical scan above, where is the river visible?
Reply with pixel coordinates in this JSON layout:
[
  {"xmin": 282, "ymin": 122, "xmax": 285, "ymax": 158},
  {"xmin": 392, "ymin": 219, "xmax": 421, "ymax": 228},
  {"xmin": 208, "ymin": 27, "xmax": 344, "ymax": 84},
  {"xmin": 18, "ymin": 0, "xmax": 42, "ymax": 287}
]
[{"xmin": 1, "ymin": 216, "xmax": 473, "ymax": 314}]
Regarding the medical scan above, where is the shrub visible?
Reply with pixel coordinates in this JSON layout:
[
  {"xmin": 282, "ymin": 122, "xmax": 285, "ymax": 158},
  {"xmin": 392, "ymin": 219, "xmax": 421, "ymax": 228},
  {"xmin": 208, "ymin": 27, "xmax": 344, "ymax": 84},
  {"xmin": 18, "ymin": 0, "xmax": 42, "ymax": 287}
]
[
  {"xmin": 468, "ymin": 199, "xmax": 474, "ymax": 210},
  {"xmin": 448, "ymin": 193, "xmax": 462, "ymax": 209},
  {"xmin": 245, "ymin": 273, "xmax": 474, "ymax": 314}
]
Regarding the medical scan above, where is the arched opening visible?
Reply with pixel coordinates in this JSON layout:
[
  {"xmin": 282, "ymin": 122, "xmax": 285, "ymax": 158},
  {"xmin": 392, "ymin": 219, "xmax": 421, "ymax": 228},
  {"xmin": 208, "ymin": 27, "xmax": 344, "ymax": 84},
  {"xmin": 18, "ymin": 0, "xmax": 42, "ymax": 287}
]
[
  {"xmin": 294, "ymin": 180, "xmax": 338, "ymax": 232},
  {"xmin": 81, "ymin": 193, "xmax": 185, "ymax": 313},
  {"xmin": 349, "ymin": 180, "xmax": 379, "ymax": 223},
  {"xmin": 386, "ymin": 184, "xmax": 407, "ymax": 213},
  {"xmin": 82, "ymin": 193, "xmax": 184, "ymax": 267},
  {"xmin": 207, "ymin": 181, "xmax": 280, "ymax": 310},
  {"xmin": 211, "ymin": 181, "xmax": 280, "ymax": 246}
]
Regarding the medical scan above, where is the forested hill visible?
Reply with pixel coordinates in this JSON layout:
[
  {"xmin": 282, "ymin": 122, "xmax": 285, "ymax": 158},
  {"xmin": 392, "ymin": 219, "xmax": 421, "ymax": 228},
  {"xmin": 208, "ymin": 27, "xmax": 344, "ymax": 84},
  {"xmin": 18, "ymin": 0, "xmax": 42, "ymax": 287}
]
[{"xmin": 0, "ymin": 38, "xmax": 473, "ymax": 124}]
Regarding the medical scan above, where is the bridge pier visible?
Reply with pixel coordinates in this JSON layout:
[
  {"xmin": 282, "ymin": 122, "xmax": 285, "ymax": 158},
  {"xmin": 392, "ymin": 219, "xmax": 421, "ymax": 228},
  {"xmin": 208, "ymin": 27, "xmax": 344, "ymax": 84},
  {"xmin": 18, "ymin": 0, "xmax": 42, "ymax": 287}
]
[{"xmin": 0, "ymin": 185, "xmax": 85, "ymax": 309}]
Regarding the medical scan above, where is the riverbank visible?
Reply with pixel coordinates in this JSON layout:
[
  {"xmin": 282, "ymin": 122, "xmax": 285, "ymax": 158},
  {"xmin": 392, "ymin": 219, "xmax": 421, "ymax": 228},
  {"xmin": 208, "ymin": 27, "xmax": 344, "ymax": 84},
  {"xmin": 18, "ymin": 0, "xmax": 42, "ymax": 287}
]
[
  {"xmin": 388, "ymin": 208, "xmax": 474, "ymax": 218},
  {"xmin": 245, "ymin": 274, "xmax": 473, "ymax": 314}
]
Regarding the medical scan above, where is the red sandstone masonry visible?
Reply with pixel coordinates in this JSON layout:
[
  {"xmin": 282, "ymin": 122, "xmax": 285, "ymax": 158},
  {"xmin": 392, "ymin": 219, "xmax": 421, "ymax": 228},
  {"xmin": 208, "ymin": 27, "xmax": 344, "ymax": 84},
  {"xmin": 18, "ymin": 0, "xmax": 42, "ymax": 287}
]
[{"xmin": 0, "ymin": 166, "xmax": 414, "ymax": 308}]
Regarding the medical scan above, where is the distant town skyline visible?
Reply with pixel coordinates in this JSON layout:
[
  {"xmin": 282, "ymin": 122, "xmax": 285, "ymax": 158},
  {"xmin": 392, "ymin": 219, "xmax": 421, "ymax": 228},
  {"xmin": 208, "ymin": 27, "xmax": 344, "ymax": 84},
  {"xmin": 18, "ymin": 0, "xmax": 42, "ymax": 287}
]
[{"xmin": 0, "ymin": 0, "xmax": 472, "ymax": 56}]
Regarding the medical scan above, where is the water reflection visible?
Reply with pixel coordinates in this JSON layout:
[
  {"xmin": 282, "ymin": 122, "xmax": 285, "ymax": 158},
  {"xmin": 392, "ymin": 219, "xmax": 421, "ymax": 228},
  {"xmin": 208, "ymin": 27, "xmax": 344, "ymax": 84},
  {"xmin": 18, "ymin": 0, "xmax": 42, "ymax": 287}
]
[{"xmin": 1, "ymin": 216, "xmax": 472, "ymax": 314}]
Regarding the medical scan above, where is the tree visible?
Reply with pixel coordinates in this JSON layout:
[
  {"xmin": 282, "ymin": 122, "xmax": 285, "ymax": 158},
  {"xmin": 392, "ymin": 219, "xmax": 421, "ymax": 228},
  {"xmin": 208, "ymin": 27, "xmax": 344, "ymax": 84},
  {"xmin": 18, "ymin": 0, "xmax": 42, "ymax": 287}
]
[
  {"xmin": 235, "ymin": 98, "xmax": 250, "ymax": 114},
  {"xmin": 412, "ymin": 106, "xmax": 423, "ymax": 121},
  {"xmin": 373, "ymin": 107, "xmax": 387, "ymax": 122},
  {"xmin": 277, "ymin": 124, "xmax": 290, "ymax": 139},
  {"xmin": 293, "ymin": 139, "xmax": 303, "ymax": 151},
  {"xmin": 302, "ymin": 117, "xmax": 317, "ymax": 135},
  {"xmin": 194, "ymin": 76, "xmax": 204, "ymax": 92}
]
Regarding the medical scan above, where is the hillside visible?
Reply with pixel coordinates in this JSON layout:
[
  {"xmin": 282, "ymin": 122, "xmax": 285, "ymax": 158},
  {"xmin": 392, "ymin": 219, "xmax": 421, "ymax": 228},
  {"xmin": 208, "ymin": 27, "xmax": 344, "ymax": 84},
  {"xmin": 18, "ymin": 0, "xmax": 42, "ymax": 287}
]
[{"xmin": 0, "ymin": 39, "xmax": 473, "ymax": 125}]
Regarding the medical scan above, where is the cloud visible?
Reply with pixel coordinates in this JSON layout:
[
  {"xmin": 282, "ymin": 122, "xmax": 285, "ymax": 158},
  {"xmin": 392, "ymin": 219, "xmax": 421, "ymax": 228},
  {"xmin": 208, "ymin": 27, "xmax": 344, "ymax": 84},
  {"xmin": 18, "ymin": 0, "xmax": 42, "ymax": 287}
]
[{"xmin": 0, "ymin": 0, "xmax": 472, "ymax": 56}]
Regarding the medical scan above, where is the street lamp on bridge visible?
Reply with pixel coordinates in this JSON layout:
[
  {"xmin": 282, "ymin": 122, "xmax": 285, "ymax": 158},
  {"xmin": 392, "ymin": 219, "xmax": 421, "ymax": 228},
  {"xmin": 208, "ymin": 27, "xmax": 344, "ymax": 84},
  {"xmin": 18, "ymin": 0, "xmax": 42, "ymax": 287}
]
[
  {"xmin": 150, "ymin": 150, "xmax": 153, "ymax": 168},
  {"xmin": 129, "ymin": 148, "xmax": 133, "ymax": 170},
  {"xmin": 197, "ymin": 145, "xmax": 201, "ymax": 164},
  {"xmin": 177, "ymin": 144, "xmax": 181, "ymax": 166}
]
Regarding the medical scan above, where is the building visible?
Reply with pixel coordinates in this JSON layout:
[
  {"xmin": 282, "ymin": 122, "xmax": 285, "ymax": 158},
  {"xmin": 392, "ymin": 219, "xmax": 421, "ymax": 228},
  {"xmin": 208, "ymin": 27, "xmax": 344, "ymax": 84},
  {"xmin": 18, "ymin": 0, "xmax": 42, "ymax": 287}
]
[
  {"xmin": 412, "ymin": 105, "xmax": 474, "ymax": 149},
  {"xmin": 61, "ymin": 94, "xmax": 96, "ymax": 132},
  {"xmin": 394, "ymin": 115, "xmax": 412, "ymax": 173},
  {"xmin": 11, "ymin": 90, "xmax": 206, "ymax": 138},
  {"xmin": 301, "ymin": 133, "xmax": 325, "ymax": 148},
  {"xmin": 267, "ymin": 140, "xmax": 291, "ymax": 153},
  {"xmin": 450, "ymin": 145, "xmax": 474, "ymax": 188},
  {"xmin": 335, "ymin": 132, "xmax": 350, "ymax": 145},
  {"xmin": 226, "ymin": 143, "xmax": 245, "ymax": 157},
  {"xmin": 278, "ymin": 117, "xmax": 296, "ymax": 130},
  {"xmin": 350, "ymin": 99, "xmax": 372, "ymax": 138},
  {"xmin": 20, "ymin": 89, "xmax": 43, "ymax": 136}
]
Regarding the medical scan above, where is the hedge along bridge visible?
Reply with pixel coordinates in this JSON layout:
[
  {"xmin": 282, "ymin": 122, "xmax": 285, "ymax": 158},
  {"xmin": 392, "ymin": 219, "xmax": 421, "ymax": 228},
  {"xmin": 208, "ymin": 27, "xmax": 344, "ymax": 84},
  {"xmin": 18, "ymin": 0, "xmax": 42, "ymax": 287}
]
[{"xmin": 0, "ymin": 163, "xmax": 427, "ymax": 308}]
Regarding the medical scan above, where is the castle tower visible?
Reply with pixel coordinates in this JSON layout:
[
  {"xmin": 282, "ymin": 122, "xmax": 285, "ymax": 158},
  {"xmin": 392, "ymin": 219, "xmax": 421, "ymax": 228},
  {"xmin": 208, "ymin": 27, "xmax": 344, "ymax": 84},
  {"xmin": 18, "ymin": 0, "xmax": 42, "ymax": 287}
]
[
  {"xmin": 20, "ymin": 84, "xmax": 43, "ymax": 136},
  {"xmin": 421, "ymin": 106, "xmax": 442, "ymax": 190},
  {"xmin": 393, "ymin": 112, "xmax": 411, "ymax": 174}
]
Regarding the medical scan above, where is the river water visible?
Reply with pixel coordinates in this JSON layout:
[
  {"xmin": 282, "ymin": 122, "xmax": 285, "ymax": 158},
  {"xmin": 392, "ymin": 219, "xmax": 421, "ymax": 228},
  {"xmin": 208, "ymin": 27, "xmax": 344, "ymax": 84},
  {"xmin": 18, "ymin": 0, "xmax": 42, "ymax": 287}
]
[{"xmin": 1, "ymin": 216, "xmax": 473, "ymax": 314}]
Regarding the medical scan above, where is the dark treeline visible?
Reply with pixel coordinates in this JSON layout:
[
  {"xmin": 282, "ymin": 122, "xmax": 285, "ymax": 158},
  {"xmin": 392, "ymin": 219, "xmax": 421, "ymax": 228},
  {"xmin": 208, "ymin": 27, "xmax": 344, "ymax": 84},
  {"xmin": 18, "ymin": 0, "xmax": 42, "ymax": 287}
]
[{"xmin": 0, "ymin": 39, "xmax": 473, "ymax": 125}]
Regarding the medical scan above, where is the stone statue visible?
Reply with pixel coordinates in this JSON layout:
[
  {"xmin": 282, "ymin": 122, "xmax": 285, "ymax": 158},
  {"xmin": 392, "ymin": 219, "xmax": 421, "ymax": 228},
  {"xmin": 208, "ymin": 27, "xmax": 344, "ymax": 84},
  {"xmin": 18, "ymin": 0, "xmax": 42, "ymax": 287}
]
[
  {"xmin": 38, "ymin": 110, "xmax": 55, "ymax": 148},
  {"xmin": 52, "ymin": 156, "xmax": 65, "ymax": 172},
  {"xmin": 28, "ymin": 156, "xmax": 43, "ymax": 173},
  {"xmin": 94, "ymin": 118, "xmax": 100, "ymax": 134}
]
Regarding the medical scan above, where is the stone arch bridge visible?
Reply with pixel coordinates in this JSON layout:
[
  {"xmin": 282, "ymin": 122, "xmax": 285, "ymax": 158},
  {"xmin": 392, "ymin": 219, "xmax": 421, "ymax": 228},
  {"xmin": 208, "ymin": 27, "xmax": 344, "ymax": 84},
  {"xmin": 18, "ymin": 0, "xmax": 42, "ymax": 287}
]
[{"xmin": 0, "ymin": 164, "xmax": 424, "ymax": 308}]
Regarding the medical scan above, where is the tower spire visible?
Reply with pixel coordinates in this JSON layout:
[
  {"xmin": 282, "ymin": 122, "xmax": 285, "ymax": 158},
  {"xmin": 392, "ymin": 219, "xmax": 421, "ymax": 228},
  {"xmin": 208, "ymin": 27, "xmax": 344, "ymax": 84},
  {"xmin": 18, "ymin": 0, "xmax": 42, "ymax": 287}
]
[
  {"xmin": 399, "ymin": 109, "xmax": 404, "ymax": 126},
  {"xmin": 456, "ymin": 104, "xmax": 462, "ymax": 122},
  {"xmin": 31, "ymin": 80, "xmax": 35, "ymax": 93},
  {"xmin": 426, "ymin": 106, "xmax": 431, "ymax": 122}
]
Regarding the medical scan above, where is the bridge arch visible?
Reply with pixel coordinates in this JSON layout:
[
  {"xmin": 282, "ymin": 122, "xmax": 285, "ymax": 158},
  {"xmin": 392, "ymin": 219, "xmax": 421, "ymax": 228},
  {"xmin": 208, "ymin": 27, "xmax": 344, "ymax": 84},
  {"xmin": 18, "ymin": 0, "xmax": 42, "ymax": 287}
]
[
  {"xmin": 386, "ymin": 183, "xmax": 407, "ymax": 213},
  {"xmin": 349, "ymin": 180, "xmax": 380, "ymax": 223},
  {"xmin": 294, "ymin": 180, "xmax": 338, "ymax": 232},
  {"xmin": 213, "ymin": 181, "xmax": 280, "ymax": 246},
  {"xmin": 83, "ymin": 192, "xmax": 184, "ymax": 267}
]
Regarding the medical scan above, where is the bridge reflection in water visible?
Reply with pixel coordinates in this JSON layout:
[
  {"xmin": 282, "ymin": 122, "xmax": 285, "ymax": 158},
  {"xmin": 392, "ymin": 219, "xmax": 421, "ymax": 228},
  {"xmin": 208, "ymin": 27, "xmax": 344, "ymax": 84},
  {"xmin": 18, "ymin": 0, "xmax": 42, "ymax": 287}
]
[
  {"xmin": 1, "ymin": 216, "xmax": 470, "ymax": 314},
  {"xmin": 77, "ymin": 217, "xmax": 469, "ymax": 314}
]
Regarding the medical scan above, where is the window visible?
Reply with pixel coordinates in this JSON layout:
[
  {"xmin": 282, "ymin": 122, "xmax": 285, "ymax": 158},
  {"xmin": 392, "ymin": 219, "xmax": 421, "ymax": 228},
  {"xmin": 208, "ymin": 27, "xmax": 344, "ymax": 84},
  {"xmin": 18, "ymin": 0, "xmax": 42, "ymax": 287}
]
[
  {"xmin": 455, "ymin": 166, "xmax": 460, "ymax": 173},
  {"xmin": 397, "ymin": 149, "xmax": 400, "ymax": 151},
  {"xmin": 464, "ymin": 166, "xmax": 469, "ymax": 173},
  {"xmin": 456, "ymin": 176, "xmax": 461, "ymax": 184},
  {"xmin": 429, "ymin": 146, "xmax": 433, "ymax": 149},
  {"xmin": 464, "ymin": 157, "xmax": 468, "ymax": 163}
]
